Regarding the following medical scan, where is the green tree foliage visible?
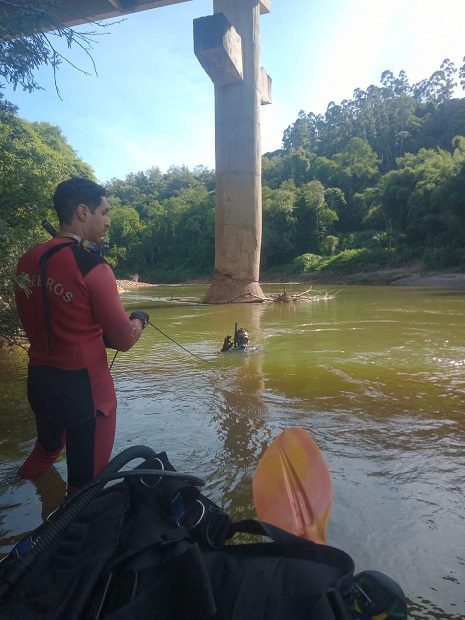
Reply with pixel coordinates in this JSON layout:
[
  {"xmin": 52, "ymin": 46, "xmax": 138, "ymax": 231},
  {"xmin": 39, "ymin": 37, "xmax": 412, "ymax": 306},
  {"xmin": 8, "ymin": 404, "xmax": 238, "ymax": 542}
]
[
  {"xmin": 406, "ymin": 98, "xmax": 465, "ymax": 153},
  {"xmin": 381, "ymin": 138, "xmax": 465, "ymax": 265},
  {"xmin": 0, "ymin": 101, "xmax": 93, "ymax": 233},
  {"xmin": 261, "ymin": 183, "xmax": 297, "ymax": 269},
  {"xmin": 323, "ymin": 188, "xmax": 347, "ymax": 224},
  {"xmin": 0, "ymin": 0, "xmax": 113, "ymax": 94},
  {"xmin": 282, "ymin": 110, "xmax": 322, "ymax": 152},
  {"xmin": 0, "ymin": 95, "xmax": 94, "ymax": 343},
  {"xmin": 105, "ymin": 201, "xmax": 142, "ymax": 268},
  {"xmin": 321, "ymin": 235, "xmax": 339, "ymax": 256},
  {"xmin": 412, "ymin": 59, "xmax": 458, "ymax": 106},
  {"xmin": 280, "ymin": 59, "xmax": 465, "ymax": 171},
  {"xmin": 105, "ymin": 168, "xmax": 216, "ymax": 280},
  {"xmin": 262, "ymin": 152, "xmax": 287, "ymax": 189},
  {"xmin": 293, "ymin": 180, "xmax": 338, "ymax": 256},
  {"xmin": 433, "ymin": 137, "xmax": 465, "ymax": 261},
  {"xmin": 332, "ymin": 138, "xmax": 379, "ymax": 190},
  {"xmin": 259, "ymin": 58, "xmax": 465, "ymax": 276}
]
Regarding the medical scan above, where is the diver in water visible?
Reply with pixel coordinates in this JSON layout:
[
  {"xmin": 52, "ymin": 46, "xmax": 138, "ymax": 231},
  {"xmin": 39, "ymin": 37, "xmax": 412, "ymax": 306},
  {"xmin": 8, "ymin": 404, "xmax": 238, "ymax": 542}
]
[
  {"xmin": 221, "ymin": 327, "xmax": 250, "ymax": 352},
  {"xmin": 235, "ymin": 328, "xmax": 250, "ymax": 350}
]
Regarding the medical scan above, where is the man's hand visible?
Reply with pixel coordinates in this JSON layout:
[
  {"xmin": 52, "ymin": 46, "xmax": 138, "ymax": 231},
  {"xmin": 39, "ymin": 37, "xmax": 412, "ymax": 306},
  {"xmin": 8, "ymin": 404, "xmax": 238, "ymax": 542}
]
[{"xmin": 130, "ymin": 310, "xmax": 149, "ymax": 328}]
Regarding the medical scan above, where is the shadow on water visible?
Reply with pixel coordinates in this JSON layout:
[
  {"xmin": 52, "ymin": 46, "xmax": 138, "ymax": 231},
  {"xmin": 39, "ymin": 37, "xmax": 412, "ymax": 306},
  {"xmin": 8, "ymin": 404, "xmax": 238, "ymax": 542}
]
[{"xmin": 1, "ymin": 283, "xmax": 464, "ymax": 618}]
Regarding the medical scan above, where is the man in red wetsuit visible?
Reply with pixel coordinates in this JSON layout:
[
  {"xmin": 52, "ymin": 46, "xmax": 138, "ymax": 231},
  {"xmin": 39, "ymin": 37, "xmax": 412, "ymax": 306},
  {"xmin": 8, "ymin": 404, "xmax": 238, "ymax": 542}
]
[{"xmin": 15, "ymin": 177, "xmax": 149, "ymax": 495}]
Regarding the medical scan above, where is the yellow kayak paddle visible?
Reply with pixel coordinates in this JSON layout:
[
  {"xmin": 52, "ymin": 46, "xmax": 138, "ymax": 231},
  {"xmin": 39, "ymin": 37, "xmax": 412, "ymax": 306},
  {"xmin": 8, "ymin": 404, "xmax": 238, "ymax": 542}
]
[{"xmin": 252, "ymin": 427, "xmax": 332, "ymax": 544}]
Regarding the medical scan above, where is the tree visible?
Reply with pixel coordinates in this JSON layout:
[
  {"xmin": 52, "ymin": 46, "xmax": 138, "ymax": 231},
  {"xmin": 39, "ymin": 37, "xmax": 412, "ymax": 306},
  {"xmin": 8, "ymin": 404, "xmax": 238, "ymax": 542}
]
[
  {"xmin": 0, "ymin": 96, "xmax": 94, "ymax": 344},
  {"xmin": 281, "ymin": 148, "xmax": 314, "ymax": 186},
  {"xmin": 262, "ymin": 153, "xmax": 287, "ymax": 189},
  {"xmin": 460, "ymin": 56, "xmax": 465, "ymax": 91},
  {"xmin": 321, "ymin": 235, "xmax": 339, "ymax": 256},
  {"xmin": 427, "ymin": 136, "xmax": 465, "ymax": 262},
  {"xmin": 162, "ymin": 184, "xmax": 215, "ymax": 273},
  {"xmin": 381, "ymin": 146, "xmax": 456, "ymax": 252},
  {"xmin": 348, "ymin": 81, "xmax": 418, "ymax": 170},
  {"xmin": 293, "ymin": 180, "xmax": 338, "ymax": 255},
  {"xmin": 261, "ymin": 184, "xmax": 297, "ymax": 269},
  {"xmin": 282, "ymin": 110, "xmax": 322, "ymax": 151},
  {"xmin": 105, "ymin": 201, "xmax": 142, "ymax": 271},
  {"xmin": 281, "ymin": 61, "xmax": 465, "ymax": 172},
  {"xmin": 412, "ymin": 59, "xmax": 458, "ymax": 106},
  {"xmin": 406, "ymin": 98, "xmax": 465, "ymax": 153},
  {"xmin": 0, "ymin": 0, "xmax": 113, "ymax": 94},
  {"xmin": 332, "ymin": 138, "xmax": 379, "ymax": 191},
  {"xmin": 319, "ymin": 99, "xmax": 354, "ymax": 156},
  {"xmin": 125, "ymin": 183, "xmax": 215, "ymax": 281},
  {"xmin": 324, "ymin": 187, "xmax": 347, "ymax": 231},
  {"xmin": 309, "ymin": 139, "xmax": 379, "ymax": 233}
]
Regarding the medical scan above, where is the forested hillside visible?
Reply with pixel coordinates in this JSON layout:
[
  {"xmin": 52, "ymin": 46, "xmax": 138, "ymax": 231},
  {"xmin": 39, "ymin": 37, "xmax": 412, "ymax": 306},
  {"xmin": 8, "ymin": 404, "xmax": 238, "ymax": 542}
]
[{"xmin": 260, "ymin": 60, "xmax": 465, "ymax": 276}]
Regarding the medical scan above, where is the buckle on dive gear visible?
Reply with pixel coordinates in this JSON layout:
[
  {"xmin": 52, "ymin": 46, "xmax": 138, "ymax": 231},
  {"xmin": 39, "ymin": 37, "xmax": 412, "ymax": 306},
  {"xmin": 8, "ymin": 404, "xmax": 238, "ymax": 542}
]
[{"xmin": 140, "ymin": 457, "xmax": 165, "ymax": 488}]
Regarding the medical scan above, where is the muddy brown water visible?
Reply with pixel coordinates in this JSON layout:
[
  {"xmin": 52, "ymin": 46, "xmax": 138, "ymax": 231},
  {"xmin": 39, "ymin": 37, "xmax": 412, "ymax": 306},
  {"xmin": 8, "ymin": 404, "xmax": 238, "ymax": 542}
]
[{"xmin": 0, "ymin": 283, "xmax": 464, "ymax": 618}]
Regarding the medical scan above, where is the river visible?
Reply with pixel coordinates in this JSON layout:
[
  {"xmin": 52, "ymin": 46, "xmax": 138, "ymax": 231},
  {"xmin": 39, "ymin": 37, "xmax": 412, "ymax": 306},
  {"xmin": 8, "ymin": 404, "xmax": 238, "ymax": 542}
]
[{"xmin": 0, "ymin": 283, "xmax": 464, "ymax": 618}]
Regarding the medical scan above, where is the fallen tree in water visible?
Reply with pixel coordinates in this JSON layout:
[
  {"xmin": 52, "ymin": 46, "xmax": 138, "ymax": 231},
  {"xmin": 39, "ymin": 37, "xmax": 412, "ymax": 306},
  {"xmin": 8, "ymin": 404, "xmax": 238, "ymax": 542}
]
[
  {"xmin": 204, "ymin": 285, "xmax": 337, "ymax": 304},
  {"xmin": 116, "ymin": 281, "xmax": 336, "ymax": 305},
  {"xmin": 265, "ymin": 286, "xmax": 337, "ymax": 303}
]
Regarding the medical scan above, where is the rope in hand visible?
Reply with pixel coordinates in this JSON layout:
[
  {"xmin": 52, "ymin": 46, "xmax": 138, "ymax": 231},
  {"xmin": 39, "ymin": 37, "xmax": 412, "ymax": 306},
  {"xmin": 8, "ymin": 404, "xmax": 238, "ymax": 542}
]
[{"xmin": 109, "ymin": 320, "xmax": 214, "ymax": 370}]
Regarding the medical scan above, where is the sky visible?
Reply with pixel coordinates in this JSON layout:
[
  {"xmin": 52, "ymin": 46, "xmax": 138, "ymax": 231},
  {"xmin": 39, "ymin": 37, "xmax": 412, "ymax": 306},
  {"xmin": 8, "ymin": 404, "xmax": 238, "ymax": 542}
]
[{"xmin": 3, "ymin": 0, "xmax": 465, "ymax": 183}]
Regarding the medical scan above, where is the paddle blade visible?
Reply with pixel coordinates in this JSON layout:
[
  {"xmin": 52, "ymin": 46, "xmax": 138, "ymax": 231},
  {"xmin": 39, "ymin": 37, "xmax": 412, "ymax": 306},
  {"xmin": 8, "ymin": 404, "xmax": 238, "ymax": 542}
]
[{"xmin": 252, "ymin": 427, "xmax": 332, "ymax": 544}]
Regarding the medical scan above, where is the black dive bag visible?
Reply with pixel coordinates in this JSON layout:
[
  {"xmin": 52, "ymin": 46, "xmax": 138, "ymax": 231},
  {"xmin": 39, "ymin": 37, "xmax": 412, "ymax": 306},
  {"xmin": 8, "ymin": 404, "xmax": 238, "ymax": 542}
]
[{"xmin": 0, "ymin": 447, "xmax": 355, "ymax": 620}]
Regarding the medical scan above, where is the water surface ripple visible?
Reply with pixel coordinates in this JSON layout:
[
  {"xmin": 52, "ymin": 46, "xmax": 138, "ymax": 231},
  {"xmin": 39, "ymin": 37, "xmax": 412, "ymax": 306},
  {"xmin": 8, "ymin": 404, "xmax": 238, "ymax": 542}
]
[{"xmin": 0, "ymin": 284, "xmax": 464, "ymax": 618}]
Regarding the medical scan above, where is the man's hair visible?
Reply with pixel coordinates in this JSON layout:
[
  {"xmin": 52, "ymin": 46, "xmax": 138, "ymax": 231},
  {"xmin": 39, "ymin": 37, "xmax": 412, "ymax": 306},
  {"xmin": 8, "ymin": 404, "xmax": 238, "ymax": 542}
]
[{"xmin": 53, "ymin": 177, "xmax": 106, "ymax": 225}]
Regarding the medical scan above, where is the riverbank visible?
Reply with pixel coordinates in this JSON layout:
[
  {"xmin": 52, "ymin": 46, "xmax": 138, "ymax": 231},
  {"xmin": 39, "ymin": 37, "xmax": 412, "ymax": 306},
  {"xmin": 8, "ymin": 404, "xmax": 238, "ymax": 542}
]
[
  {"xmin": 262, "ymin": 262, "xmax": 465, "ymax": 288},
  {"xmin": 388, "ymin": 271, "xmax": 465, "ymax": 287},
  {"xmin": 311, "ymin": 267, "xmax": 465, "ymax": 287},
  {"xmin": 117, "ymin": 266, "xmax": 465, "ymax": 292}
]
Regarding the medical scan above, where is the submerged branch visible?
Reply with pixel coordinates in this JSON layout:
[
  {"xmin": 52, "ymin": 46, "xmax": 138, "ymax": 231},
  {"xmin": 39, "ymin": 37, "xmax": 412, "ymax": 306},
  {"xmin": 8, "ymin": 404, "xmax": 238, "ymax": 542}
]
[{"xmin": 264, "ymin": 285, "xmax": 337, "ymax": 303}]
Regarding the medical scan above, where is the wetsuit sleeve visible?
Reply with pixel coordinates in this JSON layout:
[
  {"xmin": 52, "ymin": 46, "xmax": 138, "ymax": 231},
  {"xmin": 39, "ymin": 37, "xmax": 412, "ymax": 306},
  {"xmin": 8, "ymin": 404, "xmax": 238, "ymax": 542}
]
[{"xmin": 86, "ymin": 263, "xmax": 144, "ymax": 352}]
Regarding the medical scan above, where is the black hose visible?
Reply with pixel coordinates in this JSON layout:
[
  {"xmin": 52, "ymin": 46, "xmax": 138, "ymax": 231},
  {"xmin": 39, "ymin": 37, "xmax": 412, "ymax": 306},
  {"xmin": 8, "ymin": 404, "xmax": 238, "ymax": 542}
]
[
  {"xmin": 0, "ymin": 445, "xmax": 159, "ymax": 597},
  {"xmin": 80, "ymin": 468, "xmax": 205, "ymax": 488}
]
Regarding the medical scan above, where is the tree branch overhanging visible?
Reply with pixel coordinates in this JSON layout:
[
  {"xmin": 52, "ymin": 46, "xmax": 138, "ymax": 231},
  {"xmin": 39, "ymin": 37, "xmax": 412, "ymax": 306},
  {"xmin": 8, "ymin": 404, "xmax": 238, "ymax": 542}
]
[{"xmin": 0, "ymin": 0, "xmax": 121, "ymax": 94}]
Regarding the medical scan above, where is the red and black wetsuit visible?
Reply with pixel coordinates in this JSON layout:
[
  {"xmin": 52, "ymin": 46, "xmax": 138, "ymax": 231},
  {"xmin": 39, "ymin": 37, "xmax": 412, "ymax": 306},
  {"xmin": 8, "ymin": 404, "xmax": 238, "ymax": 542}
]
[{"xmin": 15, "ymin": 237, "xmax": 143, "ymax": 490}]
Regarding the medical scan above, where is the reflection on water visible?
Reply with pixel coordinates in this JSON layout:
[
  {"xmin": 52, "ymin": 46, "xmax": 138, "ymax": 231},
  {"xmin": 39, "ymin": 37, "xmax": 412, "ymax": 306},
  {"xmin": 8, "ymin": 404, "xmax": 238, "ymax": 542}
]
[{"xmin": 1, "ymin": 284, "xmax": 464, "ymax": 618}]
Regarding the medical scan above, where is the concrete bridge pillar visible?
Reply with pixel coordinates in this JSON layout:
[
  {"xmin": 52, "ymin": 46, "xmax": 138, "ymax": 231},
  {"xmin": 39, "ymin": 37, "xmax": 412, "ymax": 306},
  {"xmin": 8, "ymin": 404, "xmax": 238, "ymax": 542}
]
[{"xmin": 194, "ymin": 0, "xmax": 271, "ymax": 303}]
